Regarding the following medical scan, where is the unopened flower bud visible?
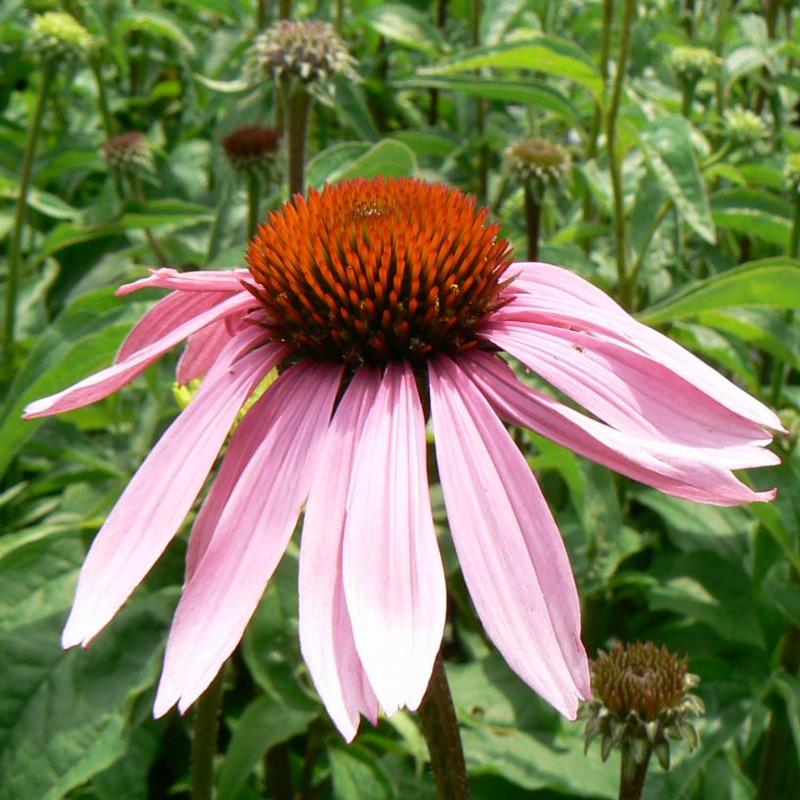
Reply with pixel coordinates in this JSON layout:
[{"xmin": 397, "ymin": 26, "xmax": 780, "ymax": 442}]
[
  {"xmin": 668, "ymin": 46, "xmax": 721, "ymax": 79},
  {"xmin": 505, "ymin": 137, "xmax": 571, "ymax": 185},
  {"xmin": 30, "ymin": 11, "xmax": 93, "ymax": 63},
  {"xmin": 102, "ymin": 131, "xmax": 154, "ymax": 175},
  {"xmin": 581, "ymin": 642, "xmax": 704, "ymax": 770},
  {"xmin": 222, "ymin": 125, "xmax": 281, "ymax": 179},
  {"xmin": 724, "ymin": 107, "xmax": 768, "ymax": 143}
]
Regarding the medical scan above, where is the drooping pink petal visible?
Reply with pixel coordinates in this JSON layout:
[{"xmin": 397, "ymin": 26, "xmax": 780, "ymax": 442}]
[
  {"xmin": 429, "ymin": 355, "xmax": 589, "ymax": 719},
  {"xmin": 61, "ymin": 328, "xmax": 280, "ymax": 649},
  {"xmin": 342, "ymin": 362, "xmax": 446, "ymax": 715},
  {"xmin": 176, "ymin": 317, "xmax": 241, "ymax": 384},
  {"xmin": 117, "ymin": 289, "xmax": 240, "ymax": 363},
  {"xmin": 24, "ymin": 292, "xmax": 254, "ymax": 418},
  {"xmin": 496, "ymin": 261, "xmax": 783, "ymax": 432},
  {"xmin": 299, "ymin": 368, "xmax": 381, "ymax": 741},
  {"xmin": 154, "ymin": 359, "xmax": 343, "ymax": 717},
  {"xmin": 484, "ymin": 319, "xmax": 776, "ymax": 465},
  {"xmin": 116, "ymin": 267, "xmax": 250, "ymax": 296},
  {"xmin": 466, "ymin": 351, "xmax": 776, "ymax": 506}
]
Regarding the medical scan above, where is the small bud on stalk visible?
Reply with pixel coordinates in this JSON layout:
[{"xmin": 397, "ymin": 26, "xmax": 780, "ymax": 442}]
[{"xmin": 30, "ymin": 11, "xmax": 94, "ymax": 64}]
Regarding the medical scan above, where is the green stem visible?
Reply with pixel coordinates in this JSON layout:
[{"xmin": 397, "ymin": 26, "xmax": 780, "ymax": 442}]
[
  {"xmin": 91, "ymin": 58, "xmax": 115, "ymax": 139},
  {"xmin": 131, "ymin": 174, "xmax": 169, "ymax": 267},
  {"xmin": 206, "ymin": 179, "xmax": 232, "ymax": 263},
  {"xmin": 284, "ymin": 84, "xmax": 312, "ymax": 197},
  {"xmin": 265, "ymin": 742, "xmax": 293, "ymax": 800},
  {"xmin": 523, "ymin": 181, "xmax": 541, "ymax": 261},
  {"xmin": 680, "ymin": 79, "xmax": 696, "ymax": 118},
  {"xmin": 619, "ymin": 744, "xmax": 652, "ymax": 800},
  {"xmin": 607, "ymin": 0, "xmax": 636, "ymax": 310},
  {"xmin": 417, "ymin": 654, "xmax": 471, "ymax": 800},
  {"xmin": 335, "ymin": 0, "xmax": 344, "ymax": 32},
  {"xmin": 472, "ymin": 0, "xmax": 487, "ymax": 202},
  {"xmin": 278, "ymin": 0, "xmax": 291, "ymax": 19},
  {"xmin": 191, "ymin": 667, "xmax": 225, "ymax": 800},
  {"xmin": 247, "ymin": 173, "xmax": 261, "ymax": 240},
  {"xmin": 790, "ymin": 186, "xmax": 800, "ymax": 260},
  {"xmin": 4, "ymin": 62, "xmax": 52, "ymax": 376}
]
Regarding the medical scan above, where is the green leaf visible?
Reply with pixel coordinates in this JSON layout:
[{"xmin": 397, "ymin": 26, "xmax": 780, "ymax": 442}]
[
  {"xmin": 397, "ymin": 76, "xmax": 578, "ymax": 122},
  {"xmin": 116, "ymin": 9, "xmax": 196, "ymax": 54},
  {"xmin": 711, "ymin": 188, "xmax": 792, "ymax": 247},
  {"xmin": 639, "ymin": 115, "xmax": 715, "ymax": 244},
  {"xmin": 390, "ymin": 130, "xmax": 458, "ymax": 158},
  {"xmin": 639, "ymin": 258, "xmax": 800, "ymax": 324},
  {"xmin": 308, "ymin": 140, "xmax": 416, "ymax": 187},
  {"xmin": 307, "ymin": 142, "xmax": 371, "ymax": 188},
  {"xmin": 192, "ymin": 73, "xmax": 250, "ymax": 93},
  {"xmin": 0, "ymin": 288, "xmax": 146, "ymax": 478},
  {"xmin": 420, "ymin": 37, "xmax": 603, "ymax": 99},
  {"xmin": 360, "ymin": 3, "xmax": 444, "ymax": 54},
  {"xmin": 329, "ymin": 745, "xmax": 396, "ymax": 800},
  {"xmin": 217, "ymin": 696, "xmax": 314, "ymax": 800}
]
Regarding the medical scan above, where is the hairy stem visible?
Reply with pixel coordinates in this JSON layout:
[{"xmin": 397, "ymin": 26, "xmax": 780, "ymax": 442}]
[
  {"xmin": 247, "ymin": 173, "xmax": 261, "ymax": 240},
  {"xmin": 4, "ymin": 63, "xmax": 52, "ymax": 376},
  {"xmin": 91, "ymin": 58, "xmax": 115, "ymax": 139},
  {"xmin": 131, "ymin": 174, "xmax": 169, "ymax": 266},
  {"xmin": 191, "ymin": 667, "xmax": 225, "ymax": 800},
  {"xmin": 284, "ymin": 84, "xmax": 312, "ymax": 197},
  {"xmin": 523, "ymin": 181, "xmax": 542, "ymax": 261},
  {"xmin": 607, "ymin": 0, "xmax": 636, "ymax": 309},
  {"xmin": 417, "ymin": 654, "xmax": 471, "ymax": 800},
  {"xmin": 619, "ymin": 745, "xmax": 652, "ymax": 800}
]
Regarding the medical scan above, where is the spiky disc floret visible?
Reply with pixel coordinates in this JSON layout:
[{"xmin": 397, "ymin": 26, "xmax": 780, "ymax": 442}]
[
  {"xmin": 581, "ymin": 642, "xmax": 704, "ymax": 770},
  {"xmin": 30, "ymin": 11, "xmax": 93, "ymax": 62},
  {"xmin": 254, "ymin": 20, "xmax": 356, "ymax": 85},
  {"xmin": 102, "ymin": 131, "xmax": 154, "ymax": 174},
  {"xmin": 222, "ymin": 125, "xmax": 281, "ymax": 177},
  {"xmin": 245, "ymin": 178, "xmax": 512, "ymax": 366},
  {"xmin": 505, "ymin": 138, "xmax": 571, "ymax": 184}
]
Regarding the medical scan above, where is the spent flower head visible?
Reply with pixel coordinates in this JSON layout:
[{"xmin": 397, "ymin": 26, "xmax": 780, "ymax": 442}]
[
  {"xmin": 505, "ymin": 137, "xmax": 571, "ymax": 185},
  {"xmin": 30, "ymin": 11, "xmax": 94, "ymax": 63},
  {"xmin": 253, "ymin": 20, "xmax": 357, "ymax": 88},
  {"xmin": 724, "ymin": 107, "xmax": 768, "ymax": 143},
  {"xmin": 582, "ymin": 642, "xmax": 704, "ymax": 770},
  {"xmin": 222, "ymin": 125, "xmax": 281, "ymax": 179},
  {"xmin": 668, "ymin": 46, "xmax": 721, "ymax": 79},
  {"xmin": 102, "ymin": 131, "xmax": 154, "ymax": 176}
]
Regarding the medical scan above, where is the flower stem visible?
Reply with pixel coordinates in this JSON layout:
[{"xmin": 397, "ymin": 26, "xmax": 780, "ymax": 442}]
[
  {"xmin": 607, "ymin": 0, "xmax": 636, "ymax": 310},
  {"xmin": 131, "ymin": 174, "xmax": 169, "ymax": 267},
  {"xmin": 417, "ymin": 654, "xmax": 471, "ymax": 800},
  {"xmin": 90, "ymin": 58, "xmax": 115, "ymax": 139},
  {"xmin": 284, "ymin": 84, "xmax": 312, "ymax": 197},
  {"xmin": 191, "ymin": 667, "xmax": 225, "ymax": 800},
  {"xmin": 619, "ymin": 744, "xmax": 652, "ymax": 800},
  {"xmin": 523, "ymin": 181, "xmax": 541, "ymax": 261},
  {"xmin": 247, "ymin": 173, "xmax": 261, "ymax": 240},
  {"xmin": 3, "ymin": 62, "xmax": 52, "ymax": 377}
]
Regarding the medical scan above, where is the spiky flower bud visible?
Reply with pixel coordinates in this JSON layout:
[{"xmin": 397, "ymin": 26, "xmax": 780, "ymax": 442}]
[
  {"xmin": 668, "ymin": 46, "xmax": 721, "ymax": 78},
  {"xmin": 724, "ymin": 107, "xmax": 768, "ymax": 143},
  {"xmin": 222, "ymin": 125, "xmax": 281, "ymax": 179},
  {"xmin": 505, "ymin": 137, "xmax": 571, "ymax": 185},
  {"xmin": 102, "ymin": 131, "xmax": 154, "ymax": 175},
  {"xmin": 581, "ymin": 642, "xmax": 704, "ymax": 772},
  {"xmin": 253, "ymin": 20, "xmax": 357, "ymax": 87},
  {"xmin": 29, "ymin": 11, "xmax": 94, "ymax": 63}
]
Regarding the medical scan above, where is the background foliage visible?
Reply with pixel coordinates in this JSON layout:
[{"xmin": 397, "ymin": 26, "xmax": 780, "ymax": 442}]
[{"xmin": 1, "ymin": 0, "xmax": 800, "ymax": 798}]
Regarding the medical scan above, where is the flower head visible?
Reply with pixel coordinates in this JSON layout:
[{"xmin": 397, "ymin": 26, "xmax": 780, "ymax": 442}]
[
  {"xmin": 25, "ymin": 178, "xmax": 782, "ymax": 742},
  {"xmin": 222, "ymin": 125, "xmax": 281, "ymax": 179},
  {"xmin": 254, "ymin": 20, "xmax": 356, "ymax": 86},
  {"xmin": 505, "ymin": 137, "xmax": 571, "ymax": 185},
  {"xmin": 30, "ymin": 11, "xmax": 94, "ymax": 63},
  {"xmin": 582, "ymin": 642, "xmax": 704, "ymax": 769},
  {"xmin": 724, "ymin": 107, "xmax": 768, "ymax": 143},
  {"xmin": 102, "ymin": 131, "xmax": 154, "ymax": 175},
  {"xmin": 668, "ymin": 46, "xmax": 721, "ymax": 79}
]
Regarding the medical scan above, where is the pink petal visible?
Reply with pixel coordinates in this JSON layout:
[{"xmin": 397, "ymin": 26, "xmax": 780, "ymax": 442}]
[
  {"xmin": 299, "ymin": 368, "xmax": 382, "ymax": 741},
  {"xmin": 61, "ymin": 328, "xmax": 280, "ymax": 649},
  {"xmin": 429, "ymin": 355, "xmax": 589, "ymax": 719},
  {"xmin": 116, "ymin": 267, "xmax": 250, "ymax": 296},
  {"xmin": 24, "ymin": 292, "xmax": 254, "ymax": 418},
  {"xmin": 154, "ymin": 359, "xmax": 343, "ymax": 717},
  {"xmin": 466, "ymin": 351, "xmax": 776, "ymax": 506},
  {"xmin": 342, "ymin": 362, "xmax": 446, "ymax": 715},
  {"xmin": 117, "ymin": 289, "xmax": 241, "ymax": 363},
  {"xmin": 484, "ymin": 320, "xmax": 776, "ymax": 465},
  {"xmin": 496, "ymin": 261, "xmax": 783, "ymax": 432},
  {"xmin": 176, "ymin": 318, "xmax": 240, "ymax": 384}
]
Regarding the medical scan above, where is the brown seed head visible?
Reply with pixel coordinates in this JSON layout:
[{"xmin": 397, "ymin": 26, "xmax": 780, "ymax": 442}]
[
  {"xmin": 245, "ymin": 178, "xmax": 512, "ymax": 366},
  {"xmin": 102, "ymin": 131, "xmax": 153, "ymax": 173},
  {"xmin": 222, "ymin": 125, "xmax": 281, "ymax": 175}
]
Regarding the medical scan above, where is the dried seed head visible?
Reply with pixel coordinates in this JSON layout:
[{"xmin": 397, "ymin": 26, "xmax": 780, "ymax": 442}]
[
  {"xmin": 505, "ymin": 138, "xmax": 571, "ymax": 185},
  {"xmin": 581, "ymin": 643, "xmax": 704, "ymax": 770},
  {"xmin": 102, "ymin": 131, "xmax": 154, "ymax": 175},
  {"xmin": 253, "ymin": 20, "xmax": 357, "ymax": 86},
  {"xmin": 222, "ymin": 125, "xmax": 281, "ymax": 178},
  {"xmin": 30, "ymin": 11, "xmax": 94, "ymax": 63},
  {"xmin": 668, "ymin": 46, "xmax": 721, "ymax": 78},
  {"xmin": 724, "ymin": 107, "xmax": 768, "ymax": 142},
  {"xmin": 245, "ymin": 177, "xmax": 512, "ymax": 367}
]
